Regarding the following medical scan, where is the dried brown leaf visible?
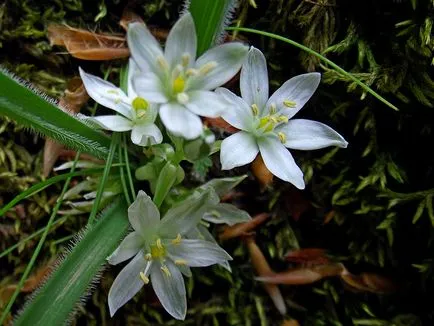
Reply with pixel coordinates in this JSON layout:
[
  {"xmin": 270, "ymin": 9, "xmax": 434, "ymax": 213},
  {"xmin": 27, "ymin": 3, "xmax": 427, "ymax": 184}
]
[
  {"xmin": 251, "ymin": 155, "xmax": 274, "ymax": 188},
  {"xmin": 219, "ymin": 212, "xmax": 271, "ymax": 241},
  {"xmin": 284, "ymin": 248, "xmax": 329, "ymax": 265},
  {"xmin": 47, "ymin": 24, "xmax": 129, "ymax": 60}
]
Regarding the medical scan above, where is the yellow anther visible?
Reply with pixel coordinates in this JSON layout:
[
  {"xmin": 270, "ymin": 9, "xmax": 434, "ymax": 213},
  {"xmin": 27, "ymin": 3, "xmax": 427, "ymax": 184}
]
[
  {"xmin": 140, "ymin": 271, "xmax": 150, "ymax": 284},
  {"xmin": 157, "ymin": 56, "xmax": 169, "ymax": 71},
  {"xmin": 251, "ymin": 104, "xmax": 259, "ymax": 116},
  {"xmin": 145, "ymin": 253, "xmax": 152, "ymax": 261},
  {"xmin": 199, "ymin": 61, "xmax": 217, "ymax": 75},
  {"xmin": 156, "ymin": 238, "xmax": 163, "ymax": 249},
  {"xmin": 175, "ymin": 259, "xmax": 188, "ymax": 266},
  {"xmin": 107, "ymin": 90, "xmax": 119, "ymax": 95},
  {"xmin": 277, "ymin": 115, "xmax": 289, "ymax": 123},
  {"xmin": 186, "ymin": 68, "xmax": 199, "ymax": 76},
  {"xmin": 278, "ymin": 132, "xmax": 286, "ymax": 144},
  {"xmin": 269, "ymin": 104, "xmax": 277, "ymax": 114},
  {"xmin": 182, "ymin": 53, "xmax": 190, "ymax": 66},
  {"xmin": 283, "ymin": 100, "xmax": 297, "ymax": 108},
  {"xmin": 173, "ymin": 76, "xmax": 185, "ymax": 93},
  {"xmin": 132, "ymin": 97, "xmax": 149, "ymax": 111},
  {"xmin": 171, "ymin": 233, "xmax": 182, "ymax": 245},
  {"xmin": 161, "ymin": 265, "xmax": 172, "ymax": 277}
]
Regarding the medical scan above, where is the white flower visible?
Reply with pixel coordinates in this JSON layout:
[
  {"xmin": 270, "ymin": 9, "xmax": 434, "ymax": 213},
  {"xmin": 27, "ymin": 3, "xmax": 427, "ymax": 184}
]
[
  {"xmin": 128, "ymin": 12, "xmax": 248, "ymax": 140},
  {"xmin": 79, "ymin": 59, "xmax": 162, "ymax": 146},
  {"xmin": 107, "ymin": 189, "xmax": 231, "ymax": 320},
  {"xmin": 218, "ymin": 47, "xmax": 348, "ymax": 189}
]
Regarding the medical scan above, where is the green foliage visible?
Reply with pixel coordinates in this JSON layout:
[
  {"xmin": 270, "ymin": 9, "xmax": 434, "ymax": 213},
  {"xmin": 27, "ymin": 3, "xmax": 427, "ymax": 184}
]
[{"xmin": 15, "ymin": 200, "xmax": 129, "ymax": 326}]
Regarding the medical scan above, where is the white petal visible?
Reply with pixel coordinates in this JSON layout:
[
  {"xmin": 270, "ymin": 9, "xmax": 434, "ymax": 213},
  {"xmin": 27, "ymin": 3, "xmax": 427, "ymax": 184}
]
[
  {"xmin": 165, "ymin": 13, "xmax": 197, "ymax": 68},
  {"xmin": 159, "ymin": 187, "xmax": 219, "ymax": 238},
  {"xmin": 127, "ymin": 58, "xmax": 140, "ymax": 98},
  {"xmin": 127, "ymin": 22, "xmax": 164, "ymax": 76},
  {"xmin": 131, "ymin": 123, "xmax": 163, "ymax": 146},
  {"xmin": 186, "ymin": 90, "xmax": 225, "ymax": 118},
  {"xmin": 108, "ymin": 231, "xmax": 143, "ymax": 265},
  {"xmin": 277, "ymin": 119, "xmax": 348, "ymax": 150},
  {"xmin": 216, "ymin": 87, "xmax": 254, "ymax": 131},
  {"xmin": 128, "ymin": 190, "xmax": 160, "ymax": 239},
  {"xmin": 79, "ymin": 68, "xmax": 132, "ymax": 119},
  {"xmin": 191, "ymin": 42, "xmax": 249, "ymax": 90},
  {"xmin": 167, "ymin": 239, "xmax": 232, "ymax": 267},
  {"xmin": 159, "ymin": 102, "xmax": 203, "ymax": 140},
  {"xmin": 267, "ymin": 72, "xmax": 321, "ymax": 119},
  {"xmin": 258, "ymin": 137, "xmax": 305, "ymax": 189},
  {"xmin": 108, "ymin": 251, "xmax": 147, "ymax": 316},
  {"xmin": 83, "ymin": 115, "xmax": 133, "ymax": 131},
  {"xmin": 220, "ymin": 132, "xmax": 258, "ymax": 170},
  {"xmin": 151, "ymin": 260, "xmax": 187, "ymax": 320},
  {"xmin": 240, "ymin": 47, "xmax": 269, "ymax": 111},
  {"xmin": 133, "ymin": 73, "xmax": 168, "ymax": 103}
]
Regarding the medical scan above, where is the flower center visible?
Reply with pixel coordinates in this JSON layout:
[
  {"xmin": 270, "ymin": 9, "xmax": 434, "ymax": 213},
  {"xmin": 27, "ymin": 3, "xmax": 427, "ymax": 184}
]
[
  {"xmin": 173, "ymin": 76, "xmax": 186, "ymax": 94},
  {"xmin": 150, "ymin": 239, "xmax": 166, "ymax": 259},
  {"xmin": 132, "ymin": 97, "xmax": 149, "ymax": 119},
  {"xmin": 251, "ymin": 102, "xmax": 290, "ymax": 141}
]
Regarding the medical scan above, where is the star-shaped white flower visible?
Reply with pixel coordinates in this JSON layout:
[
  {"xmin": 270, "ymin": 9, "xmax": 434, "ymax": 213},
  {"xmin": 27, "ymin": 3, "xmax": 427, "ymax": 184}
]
[
  {"xmin": 107, "ymin": 189, "xmax": 232, "ymax": 320},
  {"xmin": 218, "ymin": 47, "xmax": 348, "ymax": 189},
  {"xmin": 128, "ymin": 12, "xmax": 248, "ymax": 140},
  {"xmin": 79, "ymin": 59, "xmax": 162, "ymax": 146}
]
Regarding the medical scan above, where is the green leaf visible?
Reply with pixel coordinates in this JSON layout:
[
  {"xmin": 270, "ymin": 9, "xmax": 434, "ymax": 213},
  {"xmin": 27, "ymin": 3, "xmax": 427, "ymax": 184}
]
[
  {"xmin": 189, "ymin": 0, "xmax": 237, "ymax": 55},
  {"xmin": 0, "ymin": 70, "xmax": 113, "ymax": 159},
  {"xmin": 202, "ymin": 175, "xmax": 247, "ymax": 198},
  {"xmin": 15, "ymin": 199, "xmax": 129, "ymax": 326}
]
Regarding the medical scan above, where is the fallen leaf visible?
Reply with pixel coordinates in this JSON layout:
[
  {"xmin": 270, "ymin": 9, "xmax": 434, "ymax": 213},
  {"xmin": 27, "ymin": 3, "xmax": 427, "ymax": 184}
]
[
  {"xmin": 281, "ymin": 319, "xmax": 301, "ymax": 326},
  {"xmin": 47, "ymin": 24, "xmax": 129, "ymax": 60},
  {"xmin": 284, "ymin": 248, "xmax": 329, "ymax": 265},
  {"xmin": 283, "ymin": 188, "xmax": 310, "ymax": 221},
  {"xmin": 323, "ymin": 210, "xmax": 335, "ymax": 224},
  {"xmin": 244, "ymin": 236, "xmax": 286, "ymax": 315},
  {"xmin": 361, "ymin": 272, "xmax": 397, "ymax": 293},
  {"xmin": 204, "ymin": 117, "xmax": 239, "ymax": 133},
  {"xmin": 256, "ymin": 263, "xmax": 345, "ymax": 285},
  {"xmin": 0, "ymin": 261, "xmax": 54, "ymax": 306},
  {"xmin": 219, "ymin": 212, "xmax": 270, "ymax": 241},
  {"xmin": 251, "ymin": 155, "xmax": 273, "ymax": 188}
]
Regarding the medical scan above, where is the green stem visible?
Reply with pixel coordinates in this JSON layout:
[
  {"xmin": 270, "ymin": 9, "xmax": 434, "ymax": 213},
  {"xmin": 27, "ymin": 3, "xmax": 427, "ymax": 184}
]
[
  {"xmin": 87, "ymin": 133, "xmax": 119, "ymax": 225},
  {"xmin": 123, "ymin": 134, "xmax": 136, "ymax": 200},
  {"xmin": 0, "ymin": 216, "xmax": 68, "ymax": 259},
  {"xmin": 118, "ymin": 138, "xmax": 132, "ymax": 205},
  {"xmin": 0, "ymin": 152, "xmax": 81, "ymax": 325},
  {"xmin": 226, "ymin": 27, "xmax": 399, "ymax": 112}
]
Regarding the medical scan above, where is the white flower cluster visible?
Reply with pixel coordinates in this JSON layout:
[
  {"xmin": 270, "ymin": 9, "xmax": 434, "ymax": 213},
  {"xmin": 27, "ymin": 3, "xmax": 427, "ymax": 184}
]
[{"xmin": 77, "ymin": 11, "xmax": 348, "ymax": 320}]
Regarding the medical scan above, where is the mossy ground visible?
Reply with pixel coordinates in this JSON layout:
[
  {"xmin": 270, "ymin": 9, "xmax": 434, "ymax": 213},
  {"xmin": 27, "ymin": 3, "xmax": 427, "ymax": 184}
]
[{"xmin": 1, "ymin": 0, "xmax": 433, "ymax": 325}]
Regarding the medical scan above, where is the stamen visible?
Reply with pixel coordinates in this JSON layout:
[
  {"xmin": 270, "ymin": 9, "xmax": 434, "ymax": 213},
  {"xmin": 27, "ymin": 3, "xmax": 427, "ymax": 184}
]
[
  {"xmin": 173, "ymin": 76, "xmax": 185, "ymax": 93},
  {"xmin": 177, "ymin": 92, "xmax": 189, "ymax": 104},
  {"xmin": 283, "ymin": 100, "xmax": 297, "ymax": 108},
  {"xmin": 199, "ymin": 61, "xmax": 217, "ymax": 75},
  {"xmin": 145, "ymin": 253, "xmax": 152, "ymax": 261},
  {"xmin": 107, "ymin": 90, "xmax": 119, "ymax": 95},
  {"xmin": 171, "ymin": 233, "xmax": 182, "ymax": 245},
  {"xmin": 157, "ymin": 56, "xmax": 169, "ymax": 71},
  {"xmin": 175, "ymin": 259, "xmax": 188, "ymax": 266},
  {"xmin": 251, "ymin": 104, "xmax": 259, "ymax": 116},
  {"xmin": 277, "ymin": 115, "xmax": 289, "ymax": 123},
  {"xmin": 161, "ymin": 265, "xmax": 172, "ymax": 277},
  {"xmin": 171, "ymin": 65, "xmax": 183, "ymax": 80},
  {"xmin": 156, "ymin": 238, "xmax": 163, "ymax": 249},
  {"xmin": 278, "ymin": 132, "xmax": 286, "ymax": 144},
  {"xmin": 140, "ymin": 271, "xmax": 150, "ymax": 284},
  {"xmin": 269, "ymin": 103, "xmax": 277, "ymax": 114},
  {"xmin": 182, "ymin": 53, "xmax": 190, "ymax": 67},
  {"xmin": 186, "ymin": 68, "xmax": 199, "ymax": 76}
]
